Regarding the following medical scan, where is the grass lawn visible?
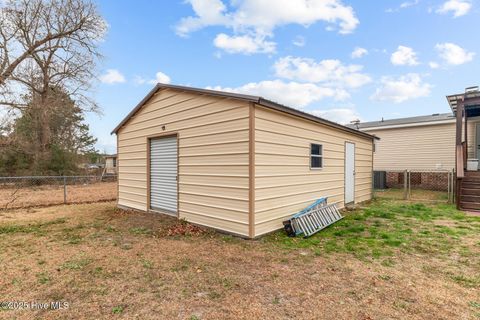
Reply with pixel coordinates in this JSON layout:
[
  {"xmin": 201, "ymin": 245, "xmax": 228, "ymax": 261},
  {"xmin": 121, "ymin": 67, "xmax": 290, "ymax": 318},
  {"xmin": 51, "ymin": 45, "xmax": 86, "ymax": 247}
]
[{"xmin": 0, "ymin": 200, "xmax": 479, "ymax": 319}]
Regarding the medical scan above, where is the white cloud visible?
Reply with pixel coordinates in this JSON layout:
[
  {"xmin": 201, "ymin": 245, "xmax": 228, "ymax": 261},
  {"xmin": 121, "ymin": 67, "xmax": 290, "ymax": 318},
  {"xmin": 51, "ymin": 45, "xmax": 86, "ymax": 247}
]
[
  {"xmin": 436, "ymin": 0, "xmax": 471, "ymax": 17},
  {"xmin": 435, "ymin": 42, "xmax": 475, "ymax": 65},
  {"xmin": 134, "ymin": 71, "xmax": 171, "ymax": 85},
  {"xmin": 175, "ymin": 0, "xmax": 229, "ymax": 36},
  {"xmin": 390, "ymin": 46, "xmax": 419, "ymax": 66},
  {"xmin": 213, "ymin": 33, "xmax": 276, "ymax": 54},
  {"xmin": 351, "ymin": 47, "xmax": 368, "ymax": 59},
  {"xmin": 208, "ymin": 80, "xmax": 349, "ymax": 108},
  {"xmin": 177, "ymin": 0, "xmax": 359, "ymax": 36},
  {"xmin": 99, "ymin": 69, "xmax": 126, "ymax": 84},
  {"xmin": 176, "ymin": 0, "xmax": 359, "ymax": 54},
  {"xmin": 400, "ymin": 0, "xmax": 419, "ymax": 8},
  {"xmin": 293, "ymin": 35, "xmax": 306, "ymax": 47},
  {"xmin": 206, "ymin": 56, "xmax": 371, "ymax": 109},
  {"xmin": 310, "ymin": 108, "xmax": 360, "ymax": 124},
  {"xmin": 273, "ymin": 56, "xmax": 371, "ymax": 88},
  {"xmin": 386, "ymin": 0, "xmax": 419, "ymax": 12},
  {"xmin": 150, "ymin": 71, "xmax": 171, "ymax": 84},
  {"xmin": 429, "ymin": 61, "xmax": 440, "ymax": 69},
  {"xmin": 371, "ymin": 73, "xmax": 432, "ymax": 103}
]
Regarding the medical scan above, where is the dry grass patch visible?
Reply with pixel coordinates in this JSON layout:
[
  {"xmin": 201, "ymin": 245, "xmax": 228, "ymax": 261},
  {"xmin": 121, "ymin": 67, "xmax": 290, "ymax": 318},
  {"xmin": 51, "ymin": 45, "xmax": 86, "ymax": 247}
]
[
  {"xmin": 0, "ymin": 200, "xmax": 479, "ymax": 319},
  {"xmin": 0, "ymin": 182, "xmax": 117, "ymax": 210}
]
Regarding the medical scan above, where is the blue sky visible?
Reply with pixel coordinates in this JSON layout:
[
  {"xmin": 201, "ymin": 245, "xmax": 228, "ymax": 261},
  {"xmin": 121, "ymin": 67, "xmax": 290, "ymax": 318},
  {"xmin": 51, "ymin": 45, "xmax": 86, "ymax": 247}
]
[{"xmin": 90, "ymin": 0, "xmax": 480, "ymax": 153}]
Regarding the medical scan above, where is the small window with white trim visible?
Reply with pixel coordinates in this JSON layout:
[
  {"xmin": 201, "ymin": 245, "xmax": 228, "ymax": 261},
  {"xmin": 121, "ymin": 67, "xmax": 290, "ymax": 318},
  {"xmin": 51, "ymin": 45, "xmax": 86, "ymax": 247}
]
[{"xmin": 310, "ymin": 144, "xmax": 323, "ymax": 169}]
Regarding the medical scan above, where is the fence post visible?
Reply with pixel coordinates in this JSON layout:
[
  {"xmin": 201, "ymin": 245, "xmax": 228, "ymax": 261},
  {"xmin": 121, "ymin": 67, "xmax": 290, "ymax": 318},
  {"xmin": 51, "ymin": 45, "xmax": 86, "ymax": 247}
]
[
  {"xmin": 403, "ymin": 170, "xmax": 408, "ymax": 200},
  {"xmin": 452, "ymin": 168, "xmax": 456, "ymax": 204},
  {"xmin": 447, "ymin": 171, "xmax": 451, "ymax": 203},
  {"xmin": 407, "ymin": 170, "xmax": 410, "ymax": 200},
  {"xmin": 63, "ymin": 176, "xmax": 67, "ymax": 204}
]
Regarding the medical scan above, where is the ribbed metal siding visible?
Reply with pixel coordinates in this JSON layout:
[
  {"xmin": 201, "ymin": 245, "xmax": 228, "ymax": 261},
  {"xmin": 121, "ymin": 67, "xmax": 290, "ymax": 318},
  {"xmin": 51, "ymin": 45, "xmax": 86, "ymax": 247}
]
[{"xmin": 150, "ymin": 136, "xmax": 178, "ymax": 214}]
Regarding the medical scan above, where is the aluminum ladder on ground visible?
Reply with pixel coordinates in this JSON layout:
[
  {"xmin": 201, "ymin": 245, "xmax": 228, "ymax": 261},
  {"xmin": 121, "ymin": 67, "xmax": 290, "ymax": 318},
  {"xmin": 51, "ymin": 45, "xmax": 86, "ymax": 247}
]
[{"xmin": 284, "ymin": 198, "xmax": 343, "ymax": 238}]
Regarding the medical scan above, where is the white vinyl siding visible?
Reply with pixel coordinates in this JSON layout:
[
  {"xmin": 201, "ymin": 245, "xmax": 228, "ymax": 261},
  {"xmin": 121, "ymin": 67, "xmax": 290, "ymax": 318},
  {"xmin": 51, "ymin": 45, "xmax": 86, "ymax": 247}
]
[{"xmin": 364, "ymin": 122, "xmax": 456, "ymax": 171}]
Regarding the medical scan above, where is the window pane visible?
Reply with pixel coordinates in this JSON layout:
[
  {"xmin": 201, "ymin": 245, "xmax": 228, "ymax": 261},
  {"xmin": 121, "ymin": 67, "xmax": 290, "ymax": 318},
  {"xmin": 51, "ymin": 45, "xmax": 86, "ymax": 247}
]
[
  {"xmin": 311, "ymin": 144, "xmax": 321, "ymax": 155},
  {"xmin": 311, "ymin": 156, "xmax": 322, "ymax": 168}
]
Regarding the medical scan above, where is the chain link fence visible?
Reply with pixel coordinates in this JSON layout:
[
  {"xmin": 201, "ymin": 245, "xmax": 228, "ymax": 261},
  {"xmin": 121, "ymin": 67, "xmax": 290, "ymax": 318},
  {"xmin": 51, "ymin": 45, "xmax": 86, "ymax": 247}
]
[
  {"xmin": 373, "ymin": 170, "xmax": 455, "ymax": 203},
  {"xmin": 0, "ymin": 175, "xmax": 117, "ymax": 210}
]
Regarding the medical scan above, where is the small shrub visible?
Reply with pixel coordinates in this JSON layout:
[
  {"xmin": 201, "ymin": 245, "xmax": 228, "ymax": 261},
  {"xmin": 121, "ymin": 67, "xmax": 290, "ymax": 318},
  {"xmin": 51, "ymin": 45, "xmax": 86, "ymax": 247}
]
[{"xmin": 112, "ymin": 305, "xmax": 124, "ymax": 314}]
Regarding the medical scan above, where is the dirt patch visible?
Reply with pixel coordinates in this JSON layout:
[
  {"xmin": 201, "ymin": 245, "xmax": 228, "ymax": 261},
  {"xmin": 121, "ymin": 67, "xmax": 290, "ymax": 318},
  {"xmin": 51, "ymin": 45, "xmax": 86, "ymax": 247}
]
[
  {"xmin": 466, "ymin": 211, "xmax": 480, "ymax": 217},
  {"xmin": 165, "ymin": 221, "xmax": 208, "ymax": 237},
  {"xmin": 0, "ymin": 202, "xmax": 479, "ymax": 319},
  {"xmin": 0, "ymin": 182, "xmax": 117, "ymax": 210}
]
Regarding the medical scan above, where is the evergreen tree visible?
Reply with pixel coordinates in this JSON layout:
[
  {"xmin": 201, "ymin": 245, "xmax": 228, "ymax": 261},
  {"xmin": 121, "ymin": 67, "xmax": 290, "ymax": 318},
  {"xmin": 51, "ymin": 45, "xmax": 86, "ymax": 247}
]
[{"xmin": 2, "ymin": 87, "xmax": 98, "ymax": 175}]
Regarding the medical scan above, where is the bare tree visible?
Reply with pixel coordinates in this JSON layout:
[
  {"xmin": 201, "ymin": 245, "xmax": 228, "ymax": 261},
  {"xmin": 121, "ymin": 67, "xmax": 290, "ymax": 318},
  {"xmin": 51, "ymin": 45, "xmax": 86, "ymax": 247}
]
[
  {"xmin": 0, "ymin": 0, "xmax": 106, "ymax": 173},
  {"xmin": 0, "ymin": 0, "xmax": 106, "ymax": 88}
]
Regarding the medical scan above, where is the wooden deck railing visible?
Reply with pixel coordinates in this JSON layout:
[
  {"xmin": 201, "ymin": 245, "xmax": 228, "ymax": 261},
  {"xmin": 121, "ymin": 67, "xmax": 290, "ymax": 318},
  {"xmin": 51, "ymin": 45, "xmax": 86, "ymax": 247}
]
[{"xmin": 456, "ymin": 143, "xmax": 465, "ymax": 179}]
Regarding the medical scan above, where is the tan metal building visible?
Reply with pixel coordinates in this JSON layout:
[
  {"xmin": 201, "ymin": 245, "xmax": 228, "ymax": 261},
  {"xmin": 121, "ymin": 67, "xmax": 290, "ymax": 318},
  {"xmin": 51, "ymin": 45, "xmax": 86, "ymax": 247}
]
[{"xmin": 112, "ymin": 84, "xmax": 375, "ymax": 238}]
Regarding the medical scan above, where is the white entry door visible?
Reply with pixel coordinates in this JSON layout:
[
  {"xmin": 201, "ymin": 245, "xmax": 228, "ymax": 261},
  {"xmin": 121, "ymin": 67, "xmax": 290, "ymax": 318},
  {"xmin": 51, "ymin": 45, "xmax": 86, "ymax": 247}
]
[
  {"xmin": 150, "ymin": 136, "xmax": 178, "ymax": 215},
  {"xmin": 345, "ymin": 142, "xmax": 355, "ymax": 204}
]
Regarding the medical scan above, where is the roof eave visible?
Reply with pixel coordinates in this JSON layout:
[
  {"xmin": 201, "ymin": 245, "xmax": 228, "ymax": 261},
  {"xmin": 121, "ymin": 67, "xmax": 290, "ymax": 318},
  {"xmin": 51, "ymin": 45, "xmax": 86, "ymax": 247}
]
[
  {"xmin": 111, "ymin": 83, "xmax": 261, "ymax": 134},
  {"xmin": 257, "ymin": 98, "xmax": 378, "ymax": 140},
  {"xmin": 111, "ymin": 83, "xmax": 378, "ymax": 141},
  {"xmin": 359, "ymin": 118, "xmax": 456, "ymax": 131},
  {"xmin": 111, "ymin": 84, "xmax": 162, "ymax": 134}
]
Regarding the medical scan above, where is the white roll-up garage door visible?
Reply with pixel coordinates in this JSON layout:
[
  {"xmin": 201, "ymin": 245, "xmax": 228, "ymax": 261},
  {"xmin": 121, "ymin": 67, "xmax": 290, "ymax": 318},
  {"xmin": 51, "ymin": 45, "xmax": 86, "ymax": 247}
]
[{"xmin": 150, "ymin": 136, "xmax": 178, "ymax": 214}]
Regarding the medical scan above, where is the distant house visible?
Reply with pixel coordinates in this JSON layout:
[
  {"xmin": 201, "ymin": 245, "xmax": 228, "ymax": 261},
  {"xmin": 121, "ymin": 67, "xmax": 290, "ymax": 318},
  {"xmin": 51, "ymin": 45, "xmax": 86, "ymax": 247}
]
[
  {"xmin": 104, "ymin": 154, "xmax": 117, "ymax": 174},
  {"xmin": 351, "ymin": 86, "xmax": 480, "ymax": 211},
  {"xmin": 351, "ymin": 113, "xmax": 456, "ymax": 171},
  {"xmin": 111, "ymin": 83, "xmax": 376, "ymax": 238}
]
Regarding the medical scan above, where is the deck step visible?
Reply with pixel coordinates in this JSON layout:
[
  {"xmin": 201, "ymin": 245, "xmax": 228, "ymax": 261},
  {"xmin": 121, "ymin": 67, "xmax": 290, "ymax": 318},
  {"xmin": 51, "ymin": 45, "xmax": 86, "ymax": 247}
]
[
  {"xmin": 460, "ymin": 173, "xmax": 480, "ymax": 209},
  {"xmin": 461, "ymin": 182, "xmax": 480, "ymax": 189},
  {"xmin": 461, "ymin": 188, "xmax": 480, "ymax": 196},
  {"xmin": 461, "ymin": 194, "xmax": 480, "ymax": 203},
  {"xmin": 460, "ymin": 201, "xmax": 480, "ymax": 210}
]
